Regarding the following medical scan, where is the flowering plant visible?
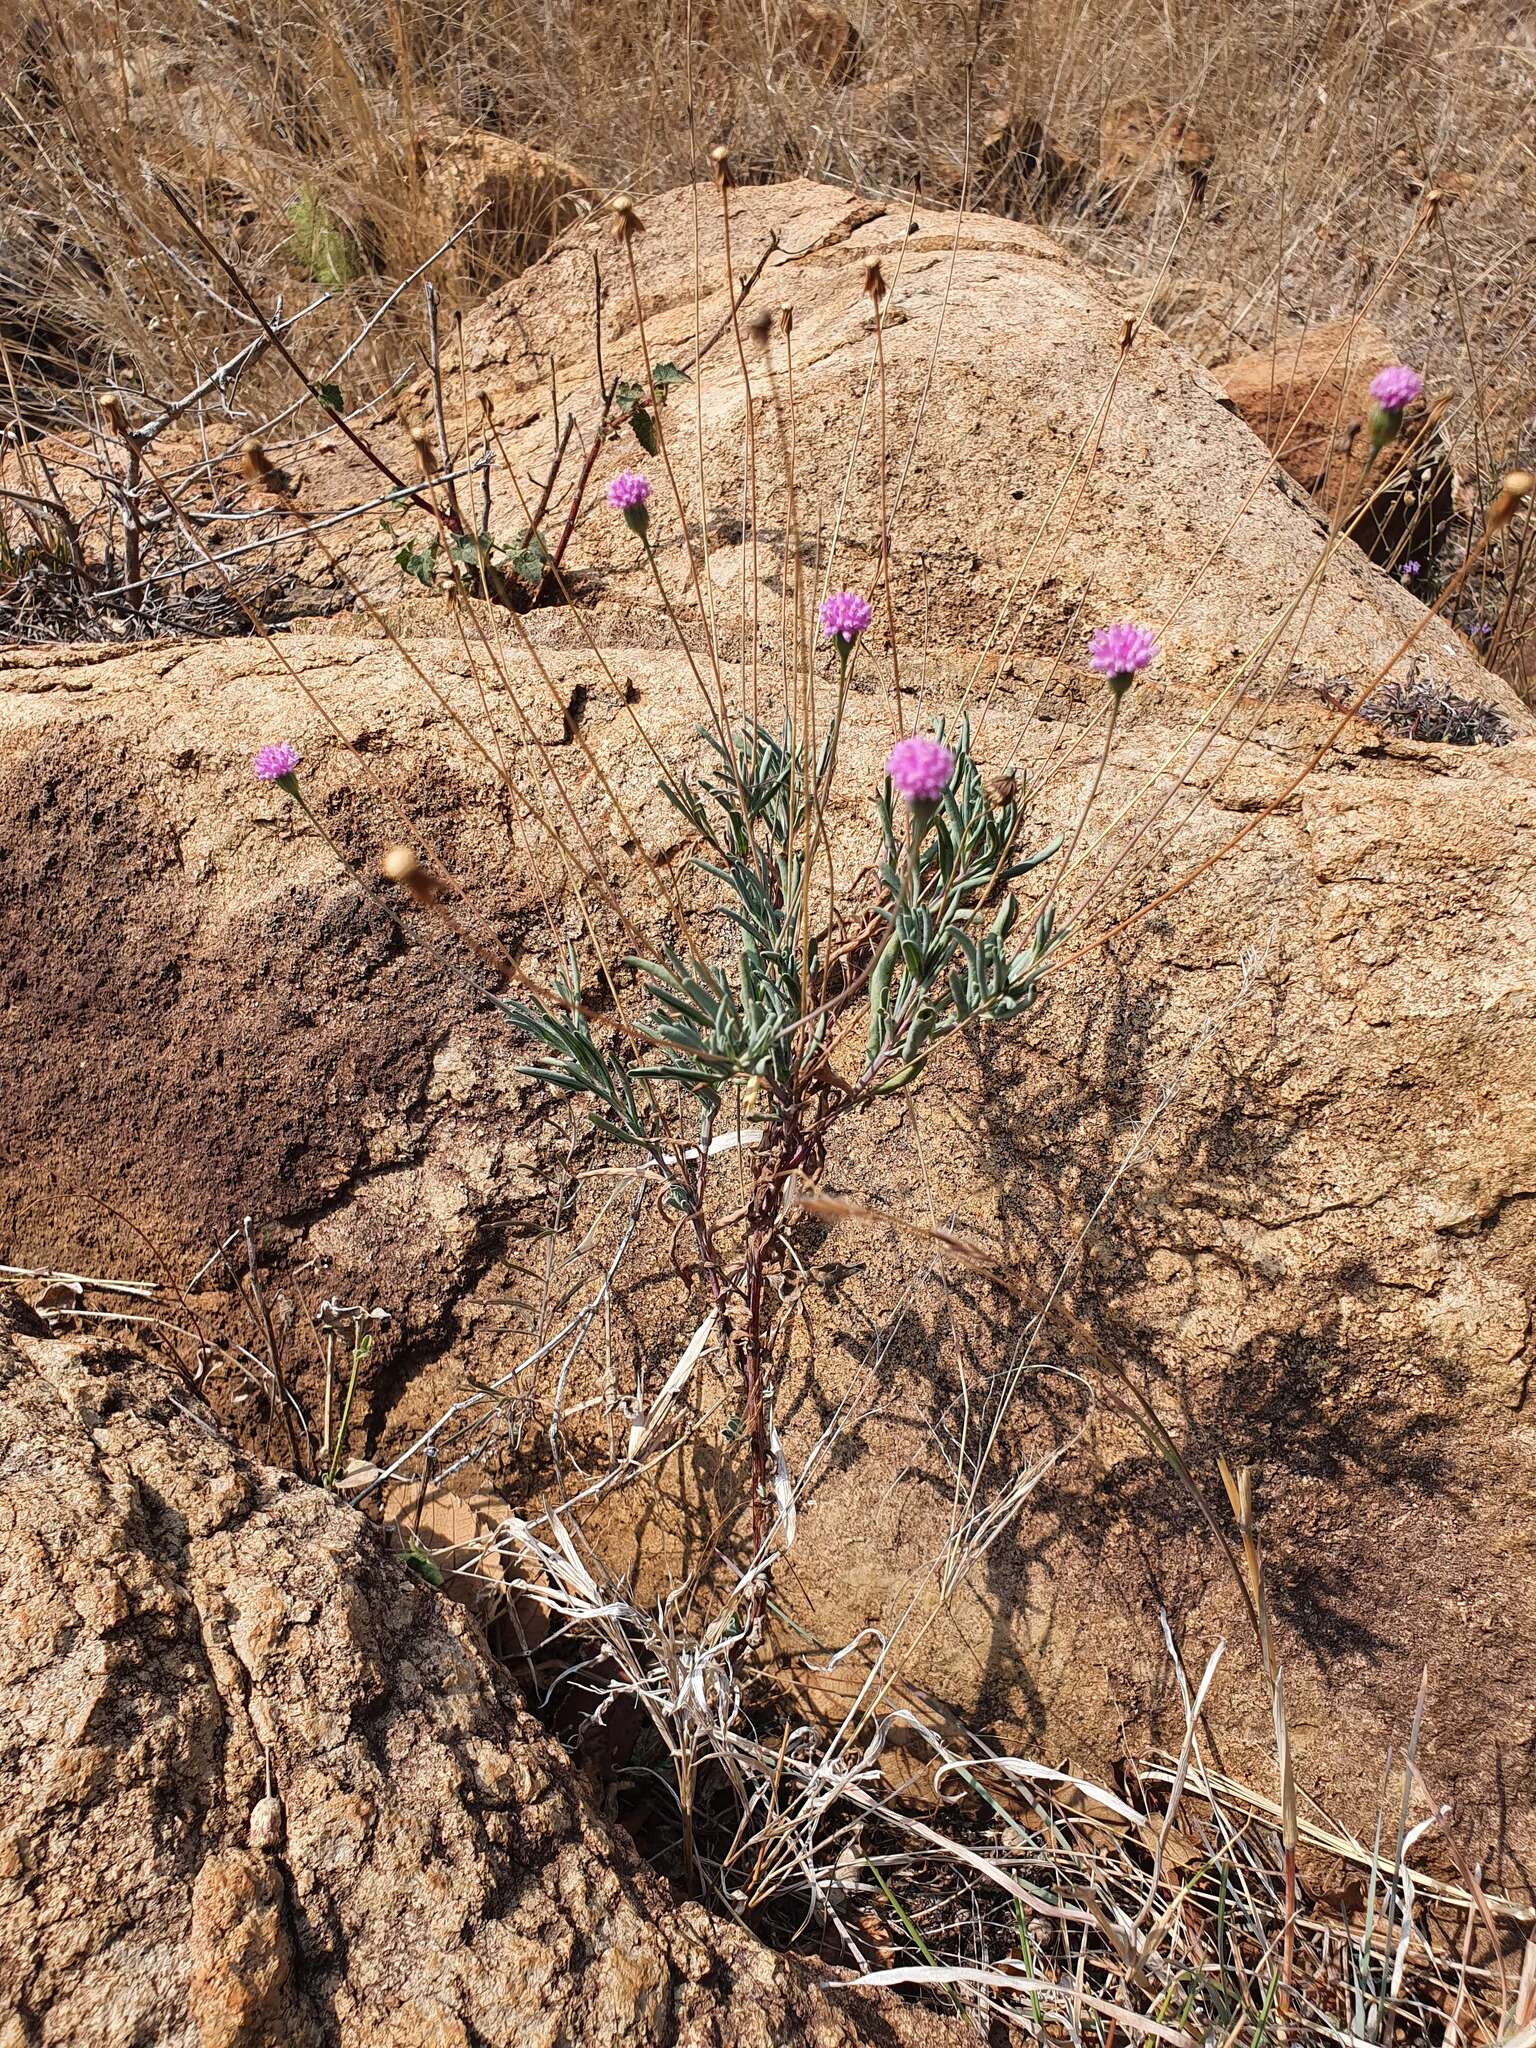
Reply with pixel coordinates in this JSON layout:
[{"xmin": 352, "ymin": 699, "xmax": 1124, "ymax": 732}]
[{"xmin": 503, "ymin": 698, "xmax": 1058, "ymax": 1601}]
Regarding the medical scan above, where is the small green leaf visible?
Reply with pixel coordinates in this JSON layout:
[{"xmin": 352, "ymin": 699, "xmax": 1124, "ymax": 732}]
[
  {"xmin": 315, "ymin": 381, "xmax": 344, "ymax": 413},
  {"xmin": 651, "ymin": 360, "xmax": 689, "ymax": 396},
  {"xmin": 394, "ymin": 536, "xmax": 440, "ymax": 586},
  {"xmin": 403, "ymin": 1543, "xmax": 445, "ymax": 1588},
  {"xmin": 506, "ymin": 528, "xmax": 551, "ymax": 587},
  {"xmin": 629, "ymin": 404, "xmax": 658, "ymax": 455},
  {"xmin": 448, "ymin": 532, "xmax": 491, "ymax": 570}
]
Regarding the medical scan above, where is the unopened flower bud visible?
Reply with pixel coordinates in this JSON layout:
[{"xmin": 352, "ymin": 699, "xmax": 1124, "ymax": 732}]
[
  {"xmin": 380, "ymin": 845, "xmax": 445, "ymax": 905},
  {"xmin": 409, "ymin": 425, "xmax": 437, "ymax": 479},
  {"xmin": 1486, "ymin": 470, "xmax": 1534, "ymax": 538}
]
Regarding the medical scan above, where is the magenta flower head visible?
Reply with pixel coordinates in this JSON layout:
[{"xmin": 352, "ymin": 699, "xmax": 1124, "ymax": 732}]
[
  {"xmin": 254, "ymin": 741, "xmax": 301, "ymax": 788},
  {"xmin": 820, "ymin": 589, "xmax": 873, "ymax": 645},
  {"xmin": 1368, "ymin": 365, "xmax": 1424, "ymax": 454},
  {"xmin": 887, "ymin": 733, "xmax": 954, "ymax": 805},
  {"xmin": 1089, "ymin": 622, "xmax": 1158, "ymax": 699},
  {"xmin": 1400, "ymin": 559, "xmax": 1422, "ymax": 581},
  {"xmin": 820, "ymin": 589, "xmax": 873, "ymax": 677},
  {"xmin": 607, "ymin": 469, "xmax": 651, "ymax": 538},
  {"xmin": 1369, "ymin": 365, "xmax": 1424, "ymax": 414}
]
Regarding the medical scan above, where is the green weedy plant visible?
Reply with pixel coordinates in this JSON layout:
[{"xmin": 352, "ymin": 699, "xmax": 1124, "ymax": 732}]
[
  {"xmin": 501, "ymin": 698, "xmax": 1059, "ymax": 1612},
  {"xmin": 288, "ymin": 188, "xmax": 366, "ymax": 290}
]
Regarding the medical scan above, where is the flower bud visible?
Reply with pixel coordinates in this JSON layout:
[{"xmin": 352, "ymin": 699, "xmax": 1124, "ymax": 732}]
[
  {"xmin": 380, "ymin": 845, "xmax": 445, "ymax": 906},
  {"xmin": 610, "ymin": 195, "xmax": 644, "ymax": 243},
  {"xmin": 1486, "ymin": 470, "xmax": 1534, "ymax": 538}
]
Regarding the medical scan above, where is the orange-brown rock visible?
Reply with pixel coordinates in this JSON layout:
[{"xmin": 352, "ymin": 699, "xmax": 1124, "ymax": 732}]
[
  {"xmin": 975, "ymin": 104, "xmax": 1087, "ymax": 214},
  {"xmin": 1100, "ymin": 96, "xmax": 1214, "ymax": 205},
  {"xmin": 0, "ymin": 1311, "xmax": 959, "ymax": 2046},
  {"xmin": 788, "ymin": 0, "xmax": 861, "ymax": 87}
]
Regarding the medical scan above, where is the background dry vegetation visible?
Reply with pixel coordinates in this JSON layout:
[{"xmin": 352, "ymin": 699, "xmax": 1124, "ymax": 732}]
[
  {"xmin": 5, "ymin": 0, "xmax": 1536, "ymax": 674},
  {"xmin": 4, "ymin": 0, "xmax": 1534, "ymax": 442}
]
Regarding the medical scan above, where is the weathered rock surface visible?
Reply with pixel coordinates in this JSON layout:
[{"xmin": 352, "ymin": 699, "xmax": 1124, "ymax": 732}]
[
  {"xmin": 413, "ymin": 129, "xmax": 590, "ymax": 288},
  {"xmin": 0, "ymin": 1307, "xmax": 956, "ymax": 2047},
  {"xmin": 4, "ymin": 179, "xmax": 1536, "ymax": 1879},
  {"xmin": 1216, "ymin": 317, "xmax": 1456, "ymax": 567}
]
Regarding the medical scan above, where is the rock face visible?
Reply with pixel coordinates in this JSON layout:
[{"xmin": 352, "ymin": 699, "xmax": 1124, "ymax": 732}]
[
  {"xmin": 3, "ymin": 179, "xmax": 1536, "ymax": 1877},
  {"xmin": 413, "ymin": 130, "xmax": 590, "ymax": 288},
  {"xmin": 0, "ymin": 1308, "xmax": 955, "ymax": 2047},
  {"xmin": 1216, "ymin": 318, "xmax": 1456, "ymax": 567}
]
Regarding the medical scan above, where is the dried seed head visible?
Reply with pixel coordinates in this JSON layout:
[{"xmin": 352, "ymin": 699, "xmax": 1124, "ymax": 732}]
[
  {"xmin": 1487, "ymin": 470, "xmax": 1534, "ymax": 537},
  {"xmin": 709, "ymin": 144, "xmax": 733, "ymax": 188},
  {"xmin": 380, "ymin": 844, "xmax": 420, "ymax": 884},
  {"xmin": 1119, "ymin": 314, "xmax": 1137, "ymax": 353},
  {"xmin": 241, "ymin": 438, "xmax": 300, "ymax": 505},
  {"xmin": 380, "ymin": 845, "xmax": 444, "ymax": 905},
  {"xmin": 408, "ymin": 424, "xmax": 437, "ymax": 478},
  {"xmin": 610, "ymin": 195, "xmax": 643, "ymax": 242},
  {"xmin": 248, "ymin": 1795, "xmax": 284, "ymax": 1852},
  {"xmin": 778, "ymin": 302, "xmax": 794, "ymax": 336},
  {"xmin": 862, "ymin": 258, "xmax": 887, "ymax": 304},
  {"xmin": 476, "ymin": 389, "xmax": 494, "ymax": 420},
  {"xmin": 241, "ymin": 437, "xmax": 278, "ymax": 488},
  {"xmin": 99, "ymin": 390, "xmax": 127, "ymax": 433}
]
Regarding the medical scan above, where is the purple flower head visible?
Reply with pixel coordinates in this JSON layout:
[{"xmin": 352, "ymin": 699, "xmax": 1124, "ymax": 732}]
[
  {"xmin": 607, "ymin": 470, "xmax": 651, "ymax": 512},
  {"xmin": 1088, "ymin": 622, "xmax": 1159, "ymax": 689},
  {"xmin": 254, "ymin": 741, "xmax": 301, "ymax": 784},
  {"xmin": 819, "ymin": 590, "xmax": 873, "ymax": 645},
  {"xmin": 886, "ymin": 733, "xmax": 955, "ymax": 806},
  {"xmin": 1472, "ymin": 620, "xmax": 1493, "ymax": 639},
  {"xmin": 608, "ymin": 469, "xmax": 652, "ymax": 538},
  {"xmin": 1369, "ymin": 365, "xmax": 1424, "ymax": 414},
  {"xmin": 1400, "ymin": 559, "xmax": 1422, "ymax": 581}
]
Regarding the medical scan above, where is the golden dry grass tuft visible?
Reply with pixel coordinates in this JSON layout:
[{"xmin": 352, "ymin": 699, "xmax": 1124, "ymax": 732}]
[
  {"xmin": 3, "ymin": 0, "xmax": 1534, "ymax": 430},
  {"xmin": 7, "ymin": 0, "xmax": 1535, "ymax": 670}
]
